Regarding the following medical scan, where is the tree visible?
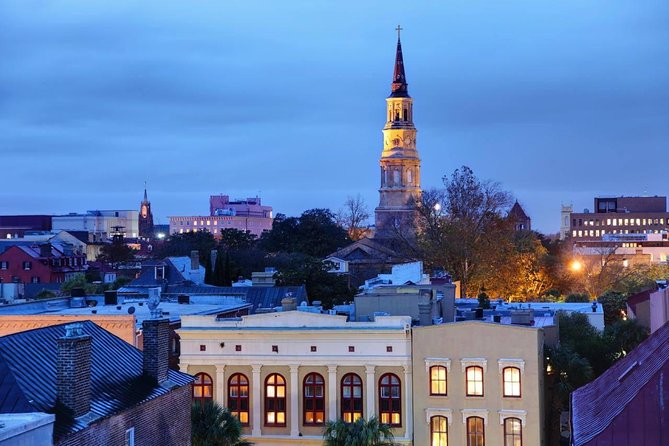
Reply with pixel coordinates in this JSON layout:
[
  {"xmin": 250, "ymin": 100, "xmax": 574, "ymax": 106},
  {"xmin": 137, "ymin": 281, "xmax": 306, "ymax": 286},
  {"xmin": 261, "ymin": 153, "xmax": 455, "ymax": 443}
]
[
  {"xmin": 192, "ymin": 401, "xmax": 253, "ymax": 446},
  {"xmin": 416, "ymin": 166, "xmax": 514, "ymax": 298},
  {"xmin": 219, "ymin": 229, "xmax": 257, "ymax": 251},
  {"xmin": 97, "ymin": 241, "xmax": 136, "ymax": 267},
  {"xmin": 597, "ymin": 291, "xmax": 627, "ymax": 326},
  {"xmin": 323, "ymin": 417, "xmax": 395, "ymax": 446},
  {"xmin": 336, "ymin": 194, "xmax": 371, "ymax": 241},
  {"xmin": 155, "ymin": 231, "xmax": 217, "ymax": 261},
  {"xmin": 60, "ymin": 273, "xmax": 98, "ymax": 295}
]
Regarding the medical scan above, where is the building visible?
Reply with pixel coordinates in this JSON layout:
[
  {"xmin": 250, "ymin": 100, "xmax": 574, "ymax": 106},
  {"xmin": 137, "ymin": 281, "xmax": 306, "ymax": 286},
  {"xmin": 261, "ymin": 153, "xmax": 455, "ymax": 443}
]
[
  {"xmin": 0, "ymin": 320, "xmax": 193, "ymax": 446},
  {"xmin": 573, "ymin": 232, "xmax": 669, "ymax": 264},
  {"xmin": 0, "ymin": 412, "xmax": 54, "ymax": 446},
  {"xmin": 412, "ymin": 321, "xmax": 545, "ymax": 446},
  {"xmin": 0, "ymin": 243, "xmax": 87, "ymax": 284},
  {"xmin": 509, "ymin": 201, "xmax": 531, "ymax": 231},
  {"xmin": 374, "ymin": 28, "xmax": 421, "ymax": 239},
  {"xmin": 559, "ymin": 205, "xmax": 573, "ymax": 240},
  {"xmin": 178, "ymin": 310, "xmax": 413, "ymax": 446},
  {"xmin": 570, "ymin": 321, "xmax": 669, "ymax": 446},
  {"xmin": 0, "ymin": 215, "xmax": 52, "ymax": 240},
  {"xmin": 568, "ymin": 196, "xmax": 669, "ymax": 241},
  {"xmin": 53, "ymin": 210, "xmax": 139, "ymax": 242},
  {"xmin": 169, "ymin": 195, "xmax": 273, "ymax": 238},
  {"xmin": 139, "ymin": 184, "xmax": 154, "ymax": 239},
  {"xmin": 627, "ymin": 285, "xmax": 669, "ymax": 334}
]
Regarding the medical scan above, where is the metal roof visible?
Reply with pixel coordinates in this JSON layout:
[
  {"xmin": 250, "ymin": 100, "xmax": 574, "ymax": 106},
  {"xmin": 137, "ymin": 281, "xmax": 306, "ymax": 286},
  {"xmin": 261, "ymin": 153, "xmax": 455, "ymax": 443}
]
[{"xmin": 0, "ymin": 321, "xmax": 193, "ymax": 441}]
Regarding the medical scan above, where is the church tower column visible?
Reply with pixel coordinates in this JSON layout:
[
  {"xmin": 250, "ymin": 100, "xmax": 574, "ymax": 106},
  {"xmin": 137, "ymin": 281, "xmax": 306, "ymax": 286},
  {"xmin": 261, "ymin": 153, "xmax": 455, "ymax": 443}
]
[{"xmin": 374, "ymin": 26, "xmax": 421, "ymax": 239}]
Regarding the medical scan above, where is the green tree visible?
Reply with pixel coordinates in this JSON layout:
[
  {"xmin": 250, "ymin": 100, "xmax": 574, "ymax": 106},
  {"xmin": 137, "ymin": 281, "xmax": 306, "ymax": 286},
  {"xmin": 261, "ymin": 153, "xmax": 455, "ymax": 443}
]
[
  {"xmin": 564, "ymin": 293, "xmax": 590, "ymax": 303},
  {"xmin": 323, "ymin": 417, "xmax": 395, "ymax": 446},
  {"xmin": 597, "ymin": 291, "xmax": 627, "ymax": 326},
  {"xmin": 604, "ymin": 319, "xmax": 649, "ymax": 358},
  {"xmin": 192, "ymin": 401, "xmax": 253, "ymax": 446},
  {"xmin": 477, "ymin": 290, "xmax": 490, "ymax": 309},
  {"xmin": 336, "ymin": 194, "xmax": 371, "ymax": 241},
  {"xmin": 219, "ymin": 229, "xmax": 257, "ymax": 251},
  {"xmin": 155, "ymin": 231, "xmax": 217, "ymax": 261},
  {"xmin": 97, "ymin": 241, "xmax": 136, "ymax": 267},
  {"xmin": 60, "ymin": 273, "xmax": 97, "ymax": 295}
]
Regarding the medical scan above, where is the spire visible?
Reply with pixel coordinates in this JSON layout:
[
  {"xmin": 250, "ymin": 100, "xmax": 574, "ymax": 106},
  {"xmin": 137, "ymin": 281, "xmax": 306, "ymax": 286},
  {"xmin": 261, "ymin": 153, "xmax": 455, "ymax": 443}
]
[
  {"xmin": 143, "ymin": 181, "xmax": 148, "ymax": 203},
  {"xmin": 390, "ymin": 25, "xmax": 409, "ymax": 98}
]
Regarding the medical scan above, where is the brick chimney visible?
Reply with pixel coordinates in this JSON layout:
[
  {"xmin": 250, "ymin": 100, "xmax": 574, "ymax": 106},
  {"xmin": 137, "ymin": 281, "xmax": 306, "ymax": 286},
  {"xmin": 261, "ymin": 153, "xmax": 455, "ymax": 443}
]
[
  {"xmin": 190, "ymin": 250, "xmax": 199, "ymax": 271},
  {"xmin": 57, "ymin": 323, "xmax": 92, "ymax": 418},
  {"xmin": 142, "ymin": 318, "xmax": 169, "ymax": 383}
]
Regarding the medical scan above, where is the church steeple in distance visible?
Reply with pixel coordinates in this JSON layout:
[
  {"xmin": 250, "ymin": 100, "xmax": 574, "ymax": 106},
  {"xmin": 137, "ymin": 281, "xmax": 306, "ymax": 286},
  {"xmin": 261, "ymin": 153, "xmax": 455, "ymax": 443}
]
[
  {"xmin": 374, "ymin": 26, "xmax": 422, "ymax": 239},
  {"xmin": 139, "ymin": 181, "xmax": 154, "ymax": 239}
]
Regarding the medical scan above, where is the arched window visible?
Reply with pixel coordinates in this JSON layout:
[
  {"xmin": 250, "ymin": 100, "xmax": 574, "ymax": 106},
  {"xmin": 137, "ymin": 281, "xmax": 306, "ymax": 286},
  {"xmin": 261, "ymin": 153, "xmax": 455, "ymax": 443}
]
[
  {"xmin": 430, "ymin": 415, "xmax": 448, "ymax": 446},
  {"xmin": 193, "ymin": 372, "xmax": 213, "ymax": 404},
  {"xmin": 378, "ymin": 373, "xmax": 401, "ymax": 426},
  {"xmin": 341, "ymin": 373, "xmax": 363, "ymax": 422},
  {"xmin": 503, "ymin": 367, "xmax": 521, "ymax": 397},
  {"xmin": 393, "ymin": 169, "xmax": 400, "ymax": 186},
  {"xmin": 504, "ymin": 418, "xmax": 522, "ymax": 446},
  {"xmin": 467, "ymin": 416, "xmax": 485, "ymax": 446},
  {"xmin": 303, "ymin": 373, "xmax": 325, "ymax": 425},
  {"xmin": 395, "ymin": 110, "xmax": 400, "ymax": 121},
  {"xmin": 407, "ymin": 169, "xmax": 413, "ymax": 184},
  {"xmin": 466, "ymin": 366, "xmax": 484, "ymax": 397},
  {"xmin": 265, "ymin": 373, "xmax": 286, "ymax": 426},
  {"xmin": 228, "ymin": 373, "xmax": 249, "ymax": 425},
  {"xmin": 403, "ymin": 108, "xmax": 408, "ymax": 121},
  {"xmin": 429, "ymin": 366, "xmax": 447, "ymax": 396}
]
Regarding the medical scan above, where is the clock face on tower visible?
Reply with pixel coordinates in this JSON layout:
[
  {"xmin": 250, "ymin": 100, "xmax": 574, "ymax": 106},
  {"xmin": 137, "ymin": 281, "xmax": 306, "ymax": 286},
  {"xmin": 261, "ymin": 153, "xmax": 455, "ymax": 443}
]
[
  {"xmin": 141, "ymin": 206, "xmax": 148, "ymax": 218},
  {"xmin": 393, "ymin": 137, "xmax": 401, "ymax": 146},
  {"xmin": 403, "ymin": 136, "xmax": 411, "ymax": 146}
]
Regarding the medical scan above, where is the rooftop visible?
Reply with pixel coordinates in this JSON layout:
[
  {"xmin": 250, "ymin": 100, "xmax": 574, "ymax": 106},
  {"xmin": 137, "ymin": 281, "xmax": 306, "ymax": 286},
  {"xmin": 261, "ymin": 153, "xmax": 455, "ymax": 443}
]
[{"xmin": 0, "ymin": 413, "xmax": 55, "ymax": 442}]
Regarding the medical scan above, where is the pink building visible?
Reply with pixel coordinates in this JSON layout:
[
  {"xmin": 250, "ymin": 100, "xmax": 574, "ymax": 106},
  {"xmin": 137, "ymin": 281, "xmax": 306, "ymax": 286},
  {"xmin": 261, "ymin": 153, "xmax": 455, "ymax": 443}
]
[{"xmin": 169, "ymin": 195, "xmax": 273, "ymax": 238}]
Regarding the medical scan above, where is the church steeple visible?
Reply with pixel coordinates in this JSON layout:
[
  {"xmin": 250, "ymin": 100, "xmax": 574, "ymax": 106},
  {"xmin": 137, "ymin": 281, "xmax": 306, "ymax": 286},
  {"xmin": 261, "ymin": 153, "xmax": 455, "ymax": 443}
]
[
  {"xmin": 139, "ymin": 182, "xmax": 154, "ymax": 239},
  {"xmin": 390, "ymin": 25, "xmax": 409, "ymax": 98},
  {"xmin": 143, "ymin": 181, "xmax": 148, "ymax": 203}
]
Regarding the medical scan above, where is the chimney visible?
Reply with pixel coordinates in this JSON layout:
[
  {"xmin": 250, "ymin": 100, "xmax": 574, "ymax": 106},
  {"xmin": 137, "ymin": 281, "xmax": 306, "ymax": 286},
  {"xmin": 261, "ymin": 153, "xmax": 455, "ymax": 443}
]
[
  {"xmin": 39, "ymin": 243, "xmax": 52, "ymax": 258},
  {"xmin": 57, "ymin": 323, "xmax": 92, "ymax": 418},
  {"xmin": 281, "ymin": 295, "xmax": 297, "ymax": 312},
  {"xmin": 190, "ymin": 250, "xmax": 199, "ymax": 271},
  {"xmin": 142, "ymin": 318, "xmax": 170, "ymax": 383}
]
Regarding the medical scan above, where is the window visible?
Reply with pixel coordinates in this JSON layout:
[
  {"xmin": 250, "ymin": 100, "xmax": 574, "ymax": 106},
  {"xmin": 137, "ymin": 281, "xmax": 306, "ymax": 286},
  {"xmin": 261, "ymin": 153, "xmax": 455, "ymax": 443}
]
[
  {"xmin": 386, "ymin": 346, "xmax": 393, "ymax": 352},
  {"xmin": 303, "ymin": 373, "xmax": 325, "ymax": 425},
  {"xmin": 467, "ymin": 416, "xmax": 485, "ymax": 446},
  {"xmin": 407, "ymin": 169, "xmax": 413, "ymax": 184},
  {"xmin": 228, "ymin": 374, "xmax": 249, "ymax": 425},
  {"xmin": 431, "ymin": 416, "xmax": 448, "ymax": 446},
  {"xmin": 22, "ymin": 261, "xmax": 31, "ymax": 270},
  {"xmin": 503, "ymin": 367, "xmax": 521, "ymax": 397},
  {"xmin": 235, "ymin": 345, "xmax": 242, "ymax": 352},
  {"xmin": 348, "ymin": 346, "xmax": 355, "ymax": 352},
  {"xmin": 193, "ymin": 373, "xmax": 213, "ymax": 403},
  {"xmin": 199, "ymin": 345, "xmax": 206, "ymax": 351},
  {"xmin": 504, "ymin": 418, "xmax": 522, "ymax": 446},
  {"xmin": 341, "ymin": 373, "xmax": 363, "ymax": 422},
  {"xmin": 430, "ymin": 365, "xmax": 447, "ymax": 396},
  {"xmin": 0, "ymin": 261, "xmax": 8, "ymax": 270},
  {"xmin": 310, "ymin": 346, "xmax": 317, "ymax": 352},
  {"xmin": 466, "ymin": 366, "xmax": 484, "ymax": 397},
  {"xmin": 272, "ymin": 345, "xmax": 279, "ymax": 353},
  {"xmin": 378, "ymin": 373, "xmax": 401, "ymax": 426},
  {"xmin": 125, "ymin": 427, "xmax": 135, "ymax": 446},
  {"xmin": 265, "ymin": 373, "xmax": 286, "ymax": 426}
]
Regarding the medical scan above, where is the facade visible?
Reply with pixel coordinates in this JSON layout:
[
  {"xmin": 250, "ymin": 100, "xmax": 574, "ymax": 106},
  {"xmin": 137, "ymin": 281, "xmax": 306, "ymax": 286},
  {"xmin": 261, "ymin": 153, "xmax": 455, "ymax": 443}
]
[
  {"xmin": 0, "ymin": 413, "xmax": 54, "ymax": 446},
  {"xmin": 0, "ymin": 215, "xmax": 52, "ymax": 240},
  {"xmin": 568, "ymin": 196, "xmax": 669, "ymax": 241},
  {"xmin": 169, "ymin": 195, "xmax": 273, "ymax": 238},
  {"xmin": 374, "ymin": 30, "xmax": 421, "ymax": 239},
  {"xmin": 559, "ymin": 205, "xmax": 573, "ymax": 240},
  {"xmin": 138, "ymin": 185, "xmax": 154, "ymax": 239},
  {"xmin": 573, "ymin": 232, "xmax": 669, "ymax": 264},
  {"xmin": 509, "ymin": 201, "xmax": 531, "ymax": 231},
  {"xmin": 412, "ymin": 322, "xmax": 545, "ymax": 446},
  {"xmin": 53, "ymin": 210, "xmax": 139, "ymax": 242},
  {"xmin": 179, "ymin": 311, "xmax": 413, "ymax": 445},
  {"xmin": 627, "ymin": 286, "xmax": 669, "ymax": 334},
  {"xmin": 0, "ymin": 244, "xmax": 87, "ymax": 284}
]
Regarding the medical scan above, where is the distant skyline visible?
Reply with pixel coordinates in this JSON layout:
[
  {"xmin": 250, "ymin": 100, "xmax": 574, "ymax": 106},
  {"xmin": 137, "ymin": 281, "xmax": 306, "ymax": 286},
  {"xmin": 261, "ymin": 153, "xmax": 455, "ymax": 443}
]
[{"xmin": 1, "ymin": 1, "xmax": 668, "ymax": 233}]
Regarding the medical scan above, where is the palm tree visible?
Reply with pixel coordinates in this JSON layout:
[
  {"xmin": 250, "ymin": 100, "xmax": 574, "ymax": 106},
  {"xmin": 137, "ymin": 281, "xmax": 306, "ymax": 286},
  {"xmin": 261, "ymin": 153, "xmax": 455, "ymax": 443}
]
[
  {"xmin": 192, "ymin": 401, "xmax": 253, "ymax": 446},
  {"xmin": 323, "ymin": 417, "xmax": 396, "ymax": 446}
]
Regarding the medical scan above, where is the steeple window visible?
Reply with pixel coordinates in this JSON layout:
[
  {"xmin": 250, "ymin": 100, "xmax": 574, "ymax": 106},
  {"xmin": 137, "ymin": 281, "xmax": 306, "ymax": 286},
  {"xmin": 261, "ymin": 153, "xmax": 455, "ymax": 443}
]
[
  {"xmin": 407, "ymin": 169, "xmax": 413, "ymax": 184},
  {"xmin": 403, "ymin": 108, "xmax": 408, "ymax": 121},
  {"xmin": 393, "ymin": 170, "xmax": 401, "ymax": 186}
]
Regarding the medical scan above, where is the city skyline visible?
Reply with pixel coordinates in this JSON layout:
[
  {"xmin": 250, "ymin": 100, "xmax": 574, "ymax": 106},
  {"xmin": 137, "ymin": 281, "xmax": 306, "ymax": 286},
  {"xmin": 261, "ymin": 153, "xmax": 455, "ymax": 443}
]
[{"xmin": 2, "ymin": 1, "xmax": 668, "ymax": 233}]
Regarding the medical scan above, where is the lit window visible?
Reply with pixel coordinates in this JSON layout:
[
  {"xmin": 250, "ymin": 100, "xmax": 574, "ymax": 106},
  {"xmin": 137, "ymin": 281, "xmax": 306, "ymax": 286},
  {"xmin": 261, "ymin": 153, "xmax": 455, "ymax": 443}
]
[
  {"xmin": 466, "ymin": 366, "xmax": 484, "ymax": 397},
  {"xmin": 504, "ymin": 418, "xmax": 522, "ymax": 446},
  {"xmin": 662, "ymin": 219, "xmax": 665, "ymax": 225},
  {"xmin": 265, "ymin": 374, "xmax": 286, "ymax": 426},
  {"xmin": 467, "ymin": 416, "xmax": 485, "ymax": 446},
  {"xmin": 228, "ymin": 374, "xmax": 249, "ymax": 425},
  {"xmin": 193, "ymin": 221, "xmax": 198, "ymax": 226},
  {"xmin": 430, "ymin": 366, "xmax": 447, "ymax": 396},
  {"xmin": 303, "ymin": 373, "xmax": 325, "ymax": 425},
  {"xmin": 193, "ymin": 373, "xmax": 213, "ymax": 404},
  {"xmin": 341, "ymin": 373, "xmax": 363, "ymax": 422},
  {"xmin": 206, "ymin": 220, "xmax": 211, "ymax": 226},
  {"xmin": 378, "ymin": 373, "xmax": 401, "ymax": 426},
  {"xmin": 606, "ymin": 219, "xmax": 611, "ymax": 225},
  {"xmin": 214, "ymin": 220, "xmax": 218, "ymax": 225},
  {"xmin": 431, "ymin": 416, "xmax": 448, "ymax": 446},
  {"xmin": 503, "ymin": 367, "xmax": 521, "ymax": 397},
  {"xmin": 624, "ymin": 218, "xmax": 629, "ymax": 226}
]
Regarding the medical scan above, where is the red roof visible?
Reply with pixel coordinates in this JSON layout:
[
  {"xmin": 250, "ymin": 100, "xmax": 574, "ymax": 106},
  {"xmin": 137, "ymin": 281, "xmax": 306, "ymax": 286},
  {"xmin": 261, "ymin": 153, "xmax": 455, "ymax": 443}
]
[{"xmin": 571, "ymin": 321, "xmax": 669, "ymax": 445}]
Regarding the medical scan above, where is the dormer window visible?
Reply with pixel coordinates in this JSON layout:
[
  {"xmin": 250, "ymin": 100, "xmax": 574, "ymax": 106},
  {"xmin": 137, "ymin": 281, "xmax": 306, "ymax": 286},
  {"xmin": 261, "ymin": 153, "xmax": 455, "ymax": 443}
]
[{"xmin": 155, "ymin": 266, "xmax": 165, "ymax": 280}]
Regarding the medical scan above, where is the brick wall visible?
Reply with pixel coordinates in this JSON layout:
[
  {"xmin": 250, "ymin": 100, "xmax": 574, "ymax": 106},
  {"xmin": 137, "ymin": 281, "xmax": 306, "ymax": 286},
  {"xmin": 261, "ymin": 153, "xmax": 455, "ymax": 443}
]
[
  {"xmin": 57, "ymin": 384, "xmax": 192, "ymax": 446},
  {"xmin": 57, "ymin": 333, "xmax": 92, "ymax": 418}
]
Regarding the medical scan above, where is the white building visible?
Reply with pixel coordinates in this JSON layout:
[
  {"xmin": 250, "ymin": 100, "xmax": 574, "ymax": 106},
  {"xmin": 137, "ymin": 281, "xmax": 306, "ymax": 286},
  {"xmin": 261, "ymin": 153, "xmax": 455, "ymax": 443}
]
[{"xmin": 53, "ymin": 210, "xmax": 139, "ymax": 241}]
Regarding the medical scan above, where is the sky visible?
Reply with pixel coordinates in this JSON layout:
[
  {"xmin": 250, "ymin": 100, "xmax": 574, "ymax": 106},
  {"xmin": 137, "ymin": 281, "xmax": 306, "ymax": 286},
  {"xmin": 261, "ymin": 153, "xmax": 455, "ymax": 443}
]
[{"xmin": 1, "ymin": 1, "xmax": 668, "ymax": 233}]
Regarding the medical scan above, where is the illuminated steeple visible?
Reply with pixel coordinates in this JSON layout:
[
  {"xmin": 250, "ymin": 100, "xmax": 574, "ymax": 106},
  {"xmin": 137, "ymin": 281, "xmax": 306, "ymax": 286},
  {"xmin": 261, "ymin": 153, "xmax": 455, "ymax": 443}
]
[{"xmin": 390, "ymin": 25, "xmax": 409, "ymax": 98}]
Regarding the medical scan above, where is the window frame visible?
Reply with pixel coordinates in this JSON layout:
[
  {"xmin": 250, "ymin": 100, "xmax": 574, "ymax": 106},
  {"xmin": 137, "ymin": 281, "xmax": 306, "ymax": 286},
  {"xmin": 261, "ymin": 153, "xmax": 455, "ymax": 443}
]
[
  {"xmin": 264, "ymin": 373, "xmax": 286, "ymax": 427},
  {"xmin": 378, "ymin": 373, "xmax": 402, "ymax": 427},
  {"xmin": 465, "ymin": 366, "xmax": 484, "ymax": 397},
  {"xmin": 502, "ymin": 367, "xmax": 522, "ymax": 398},
  {"xmin": 303, "ymin": 372, "xmax": 325, "ymax": 426},
  {"xmin": 504, "ymin": 417, "xmax": 522, "ymax": 446},
  {"xmin": 429, "ymin": 365, "xmax": 448, "ymax": 396},
  {"xmin": 228, "ymin": 373, "xmax": 250, "ymax": 426},
  {"xmin": 430, "ymin": 415, "xmax": 448, "ymax": 446},
  {"xmin": 340, "ymin": 373, "xmax": 363, "ymax": 423},
  {"xmin": 466, "ymin": 416, "xmax": 485, "ymax": 446},
  {"xmin": 192, "ymin": 372, "xmax": 213, "ymax": 404}
]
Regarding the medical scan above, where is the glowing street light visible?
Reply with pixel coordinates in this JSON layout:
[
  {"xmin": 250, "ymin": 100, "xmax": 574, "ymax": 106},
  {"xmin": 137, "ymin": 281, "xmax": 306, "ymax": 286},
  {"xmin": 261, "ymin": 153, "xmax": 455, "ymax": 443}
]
[
  {"xmin": 570, "ymin": 260, "xmax": 583, "ymax": 272},
  {"xmin": 433, "ymin": 203, "xmax": 442, "ymax": 212}
]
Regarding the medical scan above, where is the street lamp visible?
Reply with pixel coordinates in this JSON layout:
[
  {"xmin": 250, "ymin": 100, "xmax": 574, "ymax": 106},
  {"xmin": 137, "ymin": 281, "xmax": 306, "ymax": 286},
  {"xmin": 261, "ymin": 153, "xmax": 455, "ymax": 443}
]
[{"xmin": 570, "ymin": 260, "xmax": 583, "ymax": 272}]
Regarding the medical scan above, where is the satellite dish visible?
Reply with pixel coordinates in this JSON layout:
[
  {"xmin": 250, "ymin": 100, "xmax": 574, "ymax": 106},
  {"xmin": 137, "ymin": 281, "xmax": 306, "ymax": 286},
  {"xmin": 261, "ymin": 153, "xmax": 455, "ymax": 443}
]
[{"xmin": 127, "ymin": 306, "xmax": 136, "ymax": 315}]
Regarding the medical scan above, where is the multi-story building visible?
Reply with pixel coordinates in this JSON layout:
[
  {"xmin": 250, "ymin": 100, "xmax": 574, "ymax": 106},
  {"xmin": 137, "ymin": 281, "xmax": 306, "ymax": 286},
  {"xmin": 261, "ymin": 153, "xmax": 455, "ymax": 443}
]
[
  {"xmin": 0, "ymin": 215, "xmax": 52, "ymax": 239},
  {"xmin": 0, "ymin": 243, "xmax": 86, "ymax": 284},
  {"xmin": 169, "ymin": 195, "xmax": 273, "ymax": 238},
  {"xmin": 53, "ymin": 210, "xmax": 139, "ymax": 241}
]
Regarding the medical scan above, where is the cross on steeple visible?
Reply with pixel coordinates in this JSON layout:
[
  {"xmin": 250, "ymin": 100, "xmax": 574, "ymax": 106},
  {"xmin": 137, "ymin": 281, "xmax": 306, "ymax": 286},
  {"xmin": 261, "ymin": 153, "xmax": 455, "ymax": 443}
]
[{"xmin": 395, "ymin": 25, "xmax": 403, "ymax": 41}]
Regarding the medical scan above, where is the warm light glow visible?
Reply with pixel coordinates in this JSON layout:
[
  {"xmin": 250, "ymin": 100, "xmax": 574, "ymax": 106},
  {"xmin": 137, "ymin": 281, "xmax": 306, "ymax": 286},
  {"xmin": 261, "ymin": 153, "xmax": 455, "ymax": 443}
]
[
  {"xmin": 622, "ymin": 258, "xmax": 629, "ymax": 268},
  {"xmin": 434, "ymin": 203, "xmax": 441, "ymax": 211},
  {"xmin": 157, "ymin": 233, "xmax": 166, "ymax": 239},
  {"xmin": 570, "ymin": 260, "xmax": 583, "ymax": 272}
]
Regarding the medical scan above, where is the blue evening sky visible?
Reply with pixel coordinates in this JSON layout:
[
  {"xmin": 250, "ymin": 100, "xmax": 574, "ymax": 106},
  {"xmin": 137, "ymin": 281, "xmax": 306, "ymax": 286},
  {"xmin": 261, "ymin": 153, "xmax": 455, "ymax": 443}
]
[{"xmin": 1, "ymin": 1, "xmax": 668, "ymax": 233}]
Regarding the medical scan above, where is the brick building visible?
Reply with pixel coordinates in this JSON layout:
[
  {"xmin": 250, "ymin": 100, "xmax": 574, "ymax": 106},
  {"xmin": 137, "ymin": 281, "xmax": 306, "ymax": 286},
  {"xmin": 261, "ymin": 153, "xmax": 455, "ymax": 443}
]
[
  {"xmin": 0, "ymin": 320, "xmax": 193, "ymax": 446},
  {"xmin": 0, "ymin": 243, "xmax": 86, "ymax": 284}
]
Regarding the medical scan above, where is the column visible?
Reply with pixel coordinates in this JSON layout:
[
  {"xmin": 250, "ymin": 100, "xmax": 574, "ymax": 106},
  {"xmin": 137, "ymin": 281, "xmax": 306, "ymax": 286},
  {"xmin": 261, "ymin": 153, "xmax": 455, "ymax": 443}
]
[
  {"xmin": 403, "ymin": 364, "xmax": 413, "ymax": 440},
  {"xmin": 365, "ymin": 365, "xmax": 376, "ymax": 420},
  {"xmin": 327, "ymin": 365, "xmax": 337, "ymax": 421},
  {"xmin": 290, "ymin": 365, "xmax": 300, "ymax": 437},
  {"xmin": 251, "ymin": 364, "xmax": 262, "ymax": 437},
  {"xmin": 215, "ymin": 365, "xmax": 226, "ymax": 405}
]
